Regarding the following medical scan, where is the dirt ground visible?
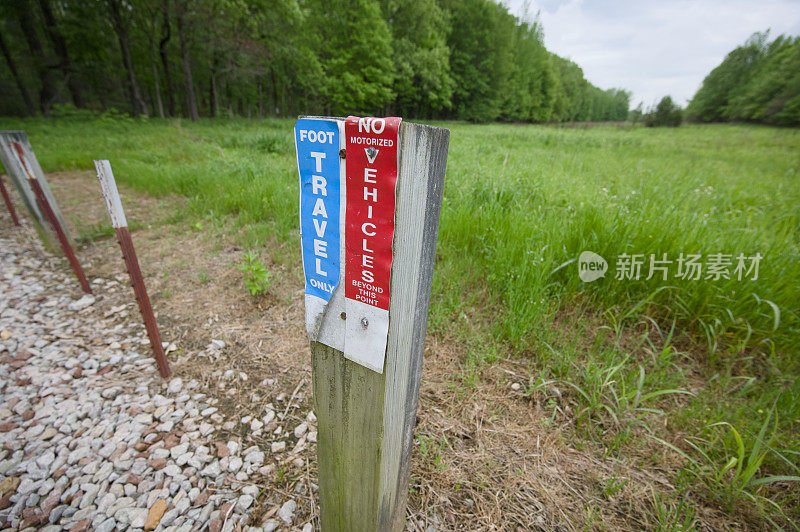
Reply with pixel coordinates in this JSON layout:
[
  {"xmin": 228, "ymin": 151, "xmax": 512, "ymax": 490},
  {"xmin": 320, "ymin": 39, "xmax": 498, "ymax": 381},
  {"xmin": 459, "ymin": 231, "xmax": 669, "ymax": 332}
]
[{"xmin": 2, "ymin": 170, "xmax": 758, "ymax": 531}]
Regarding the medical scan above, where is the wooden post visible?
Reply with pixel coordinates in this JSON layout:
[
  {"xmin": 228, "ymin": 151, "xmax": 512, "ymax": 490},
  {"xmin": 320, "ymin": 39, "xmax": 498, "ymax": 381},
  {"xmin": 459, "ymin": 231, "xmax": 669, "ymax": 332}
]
[
  {"xmin": 0, "ymin": 174, "xmax": 21, "ymax": 226},
  {"xmin": 95, "ymin": 160, "xmax": 171, "ymax": 379},
  {"xmin": 300, "ymin": 119, "xmax": 449, "ymax": 530},
  {"xmin": 7, "ymin": 141, "xmax": 92, "ymax": 293},
  {"xmin": 0, "ymin": 131, "xmax": 71, "ymax": 247}
]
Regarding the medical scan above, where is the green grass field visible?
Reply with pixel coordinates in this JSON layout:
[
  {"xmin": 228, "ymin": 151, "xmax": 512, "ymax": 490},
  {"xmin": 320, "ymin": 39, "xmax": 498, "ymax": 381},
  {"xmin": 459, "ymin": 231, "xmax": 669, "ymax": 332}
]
[{"xmin": 3, "ymin": 115, "xmax": 799, "ymax": 523}]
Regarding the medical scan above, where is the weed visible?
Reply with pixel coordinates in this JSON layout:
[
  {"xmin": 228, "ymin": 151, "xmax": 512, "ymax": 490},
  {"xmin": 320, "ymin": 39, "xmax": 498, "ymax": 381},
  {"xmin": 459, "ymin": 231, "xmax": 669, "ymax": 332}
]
[
  {"xmin": 238, "ymin": 250, "xmax": 271, "ymax": 297},
  {"xmin": 562, "ymin": 357, "xmax": 692, "ymax": 432},
  {"xmin": 416, "ymin": 434, "xmax": 449, "ymax": 472},
  {"xmin": 75, "ymin": 222, "xmax": 115, "ymax": 244},
  {"xmin": 75, "ymin": 220, "xmax": 144, "ymax": 244},
  {"xmin": 691, "ymin": 409, "xmax": 800, "ymax": 505},
  {"xmin": 652, "ymin": 407, "xmax": 800, "ymax": 520},
  {"xmin": 651, "ymin": 491, "xmax": 698, "ymax": 531},
  {"xmin": 602, "ymin": 475, "xmax": 629, "ymax": 498},
  {"xmin": 275, "ymin": 462, "xmax": 287, "ymax": 483},
  {"xmin": 520, "ymin": 372, "xmax": 557, "ymax": 398}
]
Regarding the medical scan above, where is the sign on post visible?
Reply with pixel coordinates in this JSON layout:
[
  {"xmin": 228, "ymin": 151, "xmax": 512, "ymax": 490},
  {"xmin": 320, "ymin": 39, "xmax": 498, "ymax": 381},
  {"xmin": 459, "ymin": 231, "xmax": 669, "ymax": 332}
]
[
  {"xmin": 0, "ymin": 131, "xmax": 70, "ymax": 247},
  {"xmin": 295, "ymin": 116, "xmax": 449, "ymax": 530},
  {"xmin": 95, "ymin": 160, "xmax": 171, "ymax": 379},
  {"xmin": 343, "ymin": 116, "xmax": 401, "ymax": 372},
  {"xmin": 295, "ymin": 117, "xmax": 345, "ymax": 351}
]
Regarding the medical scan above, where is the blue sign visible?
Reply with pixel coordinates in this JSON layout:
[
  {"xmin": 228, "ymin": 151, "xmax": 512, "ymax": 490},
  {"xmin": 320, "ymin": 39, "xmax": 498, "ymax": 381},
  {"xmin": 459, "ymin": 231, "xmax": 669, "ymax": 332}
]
[{"xmin": 295, "ymin": 118, "xmax": 341, "ymax": 302}]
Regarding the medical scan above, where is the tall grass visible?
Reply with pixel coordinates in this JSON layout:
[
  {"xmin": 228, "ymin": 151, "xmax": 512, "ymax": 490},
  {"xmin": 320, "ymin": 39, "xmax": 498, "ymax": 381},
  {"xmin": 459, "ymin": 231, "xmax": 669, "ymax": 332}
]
[
  {"xmin": 436, "ymin": 123, "xmax": 799, "ymax": 354},
  {"xmin": 4, "ymin": 118, "xmax": 797, "ymax": 349}
]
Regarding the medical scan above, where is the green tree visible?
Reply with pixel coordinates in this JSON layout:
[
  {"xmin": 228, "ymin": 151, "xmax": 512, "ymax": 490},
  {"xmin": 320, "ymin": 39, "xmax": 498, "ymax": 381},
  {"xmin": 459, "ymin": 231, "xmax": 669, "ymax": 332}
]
[
  {"xmin": 629, "ymin": 102, "xmax": 644, "ymax": 124},
  {"xmin": 443, "ymin": 0, "xmax": 512, "ymax": 121},
  {"xmin": 306, "ymin": 0, "xmax": 394, "ymax": 116},
  {"xmin": 0, "ymin": 17, "xmax": 36, "ymax": 115},
  {"xmin": 687, "ymin": 32, "xmax": 767, "ymax": 122},
  {"xmin": 550, "ymin": 55, "xmax": 590, "ymax": 121},
  {"xmin": 689, "ymin": 31, "xmax": 800, "ymax": 126},
  {"xmin": 645, "ymin": 95, "xmax": 682, "ymax": 127},
  {"xmin": 727, "ymin": 35, "xmax": 800, "ymax": 125},
  {"xmin": 379, "ymin": 0, "xmax": 453, "ymax": 117},
  {"xmin": 498, "ymin": 13, "xmax": 556, "ymax": 122},
  {"xmin": 603, "ymin": 88, "xmax": 631, "ymax": 121}
]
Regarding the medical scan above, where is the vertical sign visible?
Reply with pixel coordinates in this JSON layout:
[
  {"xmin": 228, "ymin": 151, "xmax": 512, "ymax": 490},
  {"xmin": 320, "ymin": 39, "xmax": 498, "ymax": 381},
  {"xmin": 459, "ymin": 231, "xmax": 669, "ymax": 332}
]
[
  {"xmin": 343, "ymin": 116, "xmax": 401, "ymax": 373},
  {"xmin": 295, "ymin": 118, "xmax": 344, "ymax": 347}
]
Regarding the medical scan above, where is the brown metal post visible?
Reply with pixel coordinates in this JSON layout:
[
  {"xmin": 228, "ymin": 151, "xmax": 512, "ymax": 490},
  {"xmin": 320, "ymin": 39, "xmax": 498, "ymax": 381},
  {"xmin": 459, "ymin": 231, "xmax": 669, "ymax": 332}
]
[
  {"xmin": 95, "ymin": 159, "xmax": 171, "ymax": 378},
  {"xmin": 11, "ymin": 142, "xmax": 92, "ymax": 293},
  {"xmin": 116, "ymin": 226, "xmax": 171, "ymax": 378},
  {"xmin": 0, "ymin": 175, "xmax": 21, "ymax": 226}
]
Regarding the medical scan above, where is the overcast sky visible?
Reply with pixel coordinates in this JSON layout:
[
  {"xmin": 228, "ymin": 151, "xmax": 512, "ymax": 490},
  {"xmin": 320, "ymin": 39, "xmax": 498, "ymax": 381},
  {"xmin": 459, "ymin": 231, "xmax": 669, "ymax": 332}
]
[{"xmin": 503, "ymin": 0, "xmax": 800, "ymax": 108}]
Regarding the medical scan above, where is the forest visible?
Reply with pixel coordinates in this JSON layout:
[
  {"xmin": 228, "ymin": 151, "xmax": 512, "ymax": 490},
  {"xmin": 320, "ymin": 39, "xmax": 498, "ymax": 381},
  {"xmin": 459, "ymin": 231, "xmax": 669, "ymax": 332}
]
[
  {"xmin": 688, "ymin": 31, "xmax": 800, "ymax": 126},
  {"xmin": 0, "ymin": 0, "xmax": 632, "ymax": 122}
]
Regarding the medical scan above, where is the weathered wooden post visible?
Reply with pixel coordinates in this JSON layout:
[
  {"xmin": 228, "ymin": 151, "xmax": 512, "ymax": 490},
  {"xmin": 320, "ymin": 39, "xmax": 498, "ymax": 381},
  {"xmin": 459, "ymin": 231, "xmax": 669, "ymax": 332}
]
[
  {"xmin": 0, "ymin": 131, "xmax": 70, "ymax": 245},
  {"xmin": 95, "ymin": 160, "xmax": 171, "ymax": 378},
  {"xmin": 0, "ymin": 174, "xmax": 21, "ymax": 226},
  {"xmin": 5, "ymin": 138, "xmax": 92, "ymax": 294},
  {"xmin": 295, "ymin": 116, "xmax": 449, "ymax": 530}
]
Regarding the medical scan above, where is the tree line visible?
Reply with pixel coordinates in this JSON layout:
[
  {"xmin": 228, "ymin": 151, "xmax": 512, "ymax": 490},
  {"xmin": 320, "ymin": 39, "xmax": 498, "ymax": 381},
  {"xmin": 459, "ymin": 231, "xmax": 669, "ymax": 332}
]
[
  {"xmin": 0, "ymin": 0, "xmax": 631, "ymax": 122},
  {"xmin": 688, "ymin": 31, "xmax": 800, "ymax": 126}
]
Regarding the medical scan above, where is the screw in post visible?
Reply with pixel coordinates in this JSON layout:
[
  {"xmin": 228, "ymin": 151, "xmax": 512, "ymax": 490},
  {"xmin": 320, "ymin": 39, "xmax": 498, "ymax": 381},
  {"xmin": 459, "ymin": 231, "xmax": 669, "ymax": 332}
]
[
  {"xmin": 360, "ymin": 317, "xmax": 369, "ymax": 328},
  {"xmin": 339, "ymin": 148, "xmax": 346, "ymax": 159}
]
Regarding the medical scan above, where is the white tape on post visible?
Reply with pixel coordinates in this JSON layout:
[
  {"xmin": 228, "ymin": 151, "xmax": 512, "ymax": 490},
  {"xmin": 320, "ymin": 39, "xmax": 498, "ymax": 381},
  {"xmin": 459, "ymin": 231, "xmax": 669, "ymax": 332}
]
[{"xmin": 94, "ymin": 160, "xmax": 128, "ymax": 229}]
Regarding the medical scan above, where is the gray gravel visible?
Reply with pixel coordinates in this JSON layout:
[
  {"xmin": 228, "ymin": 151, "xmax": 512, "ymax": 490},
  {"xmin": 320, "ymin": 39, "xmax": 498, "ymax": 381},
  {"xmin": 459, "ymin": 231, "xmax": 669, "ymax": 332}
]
[{"xmin": 0, "ymin": 234, "xmax": 314, "ymax": 531}]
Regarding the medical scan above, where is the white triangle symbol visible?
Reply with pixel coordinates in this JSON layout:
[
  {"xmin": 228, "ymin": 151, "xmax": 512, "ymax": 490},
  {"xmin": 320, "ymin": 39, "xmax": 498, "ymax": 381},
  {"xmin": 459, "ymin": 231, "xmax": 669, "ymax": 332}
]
[{"xmin": 365, "ymin": 147, "xmax": 379, "ymax": 164}]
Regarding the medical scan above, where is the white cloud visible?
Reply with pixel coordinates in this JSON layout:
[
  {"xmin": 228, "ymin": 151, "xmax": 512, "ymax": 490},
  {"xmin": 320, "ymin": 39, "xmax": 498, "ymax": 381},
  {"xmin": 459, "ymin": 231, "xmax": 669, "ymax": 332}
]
[{"xmin": 503, "ymin": 0, "xmax": 800, "ymax": 108}]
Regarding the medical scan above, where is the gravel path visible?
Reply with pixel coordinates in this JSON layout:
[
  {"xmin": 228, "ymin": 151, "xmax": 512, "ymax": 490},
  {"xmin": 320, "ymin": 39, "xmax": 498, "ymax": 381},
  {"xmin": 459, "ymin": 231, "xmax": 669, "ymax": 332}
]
[{"xmin": 0, "ymin": 233, "xmax": 314, "ymax": 532}]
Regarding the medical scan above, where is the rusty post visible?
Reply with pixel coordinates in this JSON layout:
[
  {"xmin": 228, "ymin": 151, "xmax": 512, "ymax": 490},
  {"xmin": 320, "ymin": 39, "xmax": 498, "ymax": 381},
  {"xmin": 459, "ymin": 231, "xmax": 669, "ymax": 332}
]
[
  {"xmin": 94, "ymin": 160, "xmax": 171, "ymax": 378},
  {"xmin": 10, "ymin": 142, "xmax": 92, "ymax": 293},
  {"xmin": 0, "ymin": 174, "xmax": 21, "ymax": 226},
  {"xmin": 1, "ymin": 131, "xmax": 71, "ymax": 250}
]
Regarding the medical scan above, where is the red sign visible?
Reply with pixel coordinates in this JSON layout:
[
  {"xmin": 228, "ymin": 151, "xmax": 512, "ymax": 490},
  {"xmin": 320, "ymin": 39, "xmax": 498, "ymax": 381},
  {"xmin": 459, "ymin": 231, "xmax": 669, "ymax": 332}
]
[{"xmin": 344, "ymin": 116, "xmax": 401, "ymax": 311}]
